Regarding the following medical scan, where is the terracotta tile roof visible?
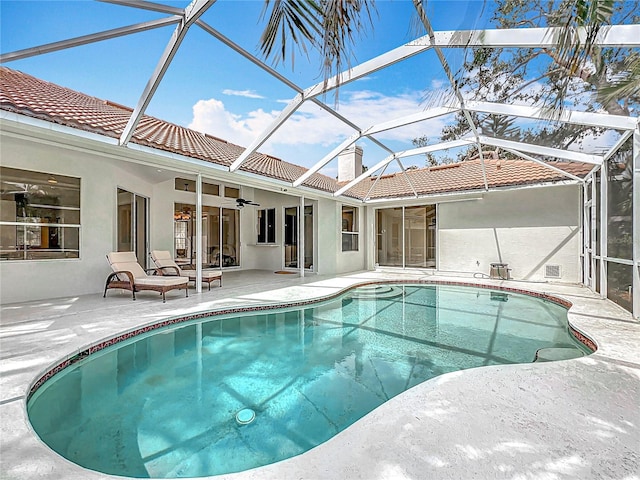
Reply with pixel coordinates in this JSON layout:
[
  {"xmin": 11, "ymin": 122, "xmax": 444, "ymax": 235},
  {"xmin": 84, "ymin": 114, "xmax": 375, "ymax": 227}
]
[
  {"xmin": 344, "ymin": 158, "xmax": 592, "ymax": 199},
  {"xmin": 1, "ymin": 67, "xmax": 592, "ymax": 200},
  {"xmin": 0, "ymin": 67, "xmax": 338, "ymax": 192}
]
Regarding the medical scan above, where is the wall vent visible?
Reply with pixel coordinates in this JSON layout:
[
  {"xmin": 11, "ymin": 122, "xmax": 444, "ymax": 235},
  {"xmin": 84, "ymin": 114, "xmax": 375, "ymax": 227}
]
[{"xmin": 545, "ymin": 264, "xmax": 562, "ymax": 279}]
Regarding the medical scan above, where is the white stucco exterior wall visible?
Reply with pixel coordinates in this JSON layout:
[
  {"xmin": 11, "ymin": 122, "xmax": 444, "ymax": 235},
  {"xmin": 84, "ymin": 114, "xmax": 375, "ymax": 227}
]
[
  {"xmin": 0, "ymin": 124, "xmax": 582, "ymax": 304},
  {"xmin": 438, "ymin": 184, "xmax": 582, "ymax": 282},
  {"xmin": 242, "ymin": 189, "xmax": 284, "ymax": 272},
  {"xmin": 334, "ymin": 201, "xmax": 367, "ymax": 274},
  {"xmin": 314, "ymin": 198, "xmax": 338, "ymax": 275},
  {"xmin": 0, "ymin": 133, "xmax": 156, "ymax": 303}
]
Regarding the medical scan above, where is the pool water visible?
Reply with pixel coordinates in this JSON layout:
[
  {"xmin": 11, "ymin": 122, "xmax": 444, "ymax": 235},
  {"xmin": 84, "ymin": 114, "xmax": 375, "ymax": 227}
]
[{"xmin": 28, "ymin": 284, "xmax": 588, "ymax": 478}]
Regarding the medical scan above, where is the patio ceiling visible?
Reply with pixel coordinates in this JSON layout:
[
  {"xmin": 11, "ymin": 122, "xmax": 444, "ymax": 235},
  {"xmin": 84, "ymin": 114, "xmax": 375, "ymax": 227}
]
[{"xmin": 1, "ymin": 0, "xmax": 638, "ymax": 202}]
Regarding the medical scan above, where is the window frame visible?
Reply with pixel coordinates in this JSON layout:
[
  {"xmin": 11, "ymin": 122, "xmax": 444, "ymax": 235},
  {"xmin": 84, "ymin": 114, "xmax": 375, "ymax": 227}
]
[
  {"xmin": 257, "ymin": 207, "xmax": 276, "ymax": 244},
  {"xmin": 0, "ymin": 167, "xmax": 81, "ymax": 261},
  {"xmin": 341, "ymin": 205, "xmax": 359, "ymax": 252}
]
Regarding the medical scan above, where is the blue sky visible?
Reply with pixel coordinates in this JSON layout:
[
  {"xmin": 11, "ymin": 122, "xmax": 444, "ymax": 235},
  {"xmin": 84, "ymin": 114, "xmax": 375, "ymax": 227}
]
[{"xmin": 1, "ymin": 1, "xmax": 498, "ymax": 175}]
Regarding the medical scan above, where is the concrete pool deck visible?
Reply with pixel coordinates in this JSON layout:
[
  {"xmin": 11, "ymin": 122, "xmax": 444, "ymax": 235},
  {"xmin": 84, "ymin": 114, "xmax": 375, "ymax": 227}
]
[{"xmin": 1, "ymin": 270, "xmax": 638, "ymax": 480}]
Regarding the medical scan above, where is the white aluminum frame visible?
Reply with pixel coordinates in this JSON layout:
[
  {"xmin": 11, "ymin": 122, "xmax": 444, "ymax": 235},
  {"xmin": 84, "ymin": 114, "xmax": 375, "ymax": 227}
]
[{"xmin": 1, "ymin": 2, "xmax": 638, "ymax": 316}]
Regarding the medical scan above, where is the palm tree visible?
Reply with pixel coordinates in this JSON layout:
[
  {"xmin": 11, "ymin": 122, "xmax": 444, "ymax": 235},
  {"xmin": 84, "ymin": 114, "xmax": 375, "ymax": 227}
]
[
  {"xmin": 257, "ymin": 0, "xmax": 630, "ymax": 107},
  {"xmin": 258, "ymin": 0, "xmax": 376, "ymax": 91}
]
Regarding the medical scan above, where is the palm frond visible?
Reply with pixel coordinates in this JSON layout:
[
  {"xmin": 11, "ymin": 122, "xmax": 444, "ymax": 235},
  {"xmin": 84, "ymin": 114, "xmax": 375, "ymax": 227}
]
[
  {"xmin": 544, "ymin": 0, "xmax": 615, "ymax": 112},
  {"xmin": 259, "ymin": 0, "xmax": 323, "ymax": 66},
  {"xmin": 599, "ymin": 52, "xmax": 640, "ymax": 103},
  {"xmin": 259, "ymin": 0, "xmax": 376, "ymax": 97},
  {"xmin": 319, "ymin": 0, "xmax": 376, "ymax": 87}
]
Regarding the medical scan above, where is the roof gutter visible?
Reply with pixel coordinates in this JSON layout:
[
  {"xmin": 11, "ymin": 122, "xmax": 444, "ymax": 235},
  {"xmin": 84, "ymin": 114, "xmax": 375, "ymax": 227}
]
[
  {"xmin": 0, "ymin": 110, "xmax": 350, "ymax": 203},
  {"xmin": 363, "ymin": 178, "xmax": 581, "ymax": 206}
]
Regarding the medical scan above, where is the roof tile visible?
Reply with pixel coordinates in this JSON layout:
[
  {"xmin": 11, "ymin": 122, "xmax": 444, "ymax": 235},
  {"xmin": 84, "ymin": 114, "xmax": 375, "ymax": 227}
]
[{"xmin": 1, "ymin": 67, "xmax": 593, "ymax": 200}]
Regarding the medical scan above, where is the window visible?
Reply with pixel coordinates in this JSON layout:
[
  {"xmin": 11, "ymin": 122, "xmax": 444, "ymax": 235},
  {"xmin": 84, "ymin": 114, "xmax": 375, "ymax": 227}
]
[
  {"xmin": 224, "ymin": 186, "xmax": 240, "ymax": 199},
  {"xmin": 174, "ymin": 178, "xmax": 220, "ymax": 196},
  {"xmin": 0, "ymin": 167, "xmax": 80, "ymax": 260},
  {"xmin": 257, "ymin": 208, "xmax": 276, "ymax": 244},
  {"xmin": 341, "ymin": 205, "xmax": 359, "ymax": 252}
]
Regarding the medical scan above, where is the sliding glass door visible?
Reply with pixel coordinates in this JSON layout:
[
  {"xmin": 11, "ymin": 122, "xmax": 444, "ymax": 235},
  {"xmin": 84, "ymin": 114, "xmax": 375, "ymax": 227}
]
[
  {"xmin": 376, "ymin": 208, "xmax": 403, "ymax": 267},
  {"xmin": 283, "ymin": 205, "xmax": 313, "ymax": 269},
  {"xmin": 174, "ymin": 203, "xmax": 239, "ymax": 268},
  {"xmin": 376, "ymin": 205, "xmax": 436, "ymax": 268},
  {"xmin": 117, "ymin": 188, "xmax": 148, "ymax": 268}
]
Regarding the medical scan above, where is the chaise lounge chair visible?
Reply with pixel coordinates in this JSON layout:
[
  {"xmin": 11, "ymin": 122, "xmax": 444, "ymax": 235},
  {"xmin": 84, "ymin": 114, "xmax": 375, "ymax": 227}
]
[
  {"xmin": 151, "ymin": 250, "xmax": 223, "ymax": 291},
  {"xmin": 104, "ymin": 252, "xmax": 189, "ymax": 302}
]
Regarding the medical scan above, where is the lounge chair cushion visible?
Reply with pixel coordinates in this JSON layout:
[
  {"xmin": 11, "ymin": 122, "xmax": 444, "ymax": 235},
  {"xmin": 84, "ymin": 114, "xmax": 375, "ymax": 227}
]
[
  {"xmin": 107, "ymin": 251, "xmax": 148, "ymax": 280},
  {"xmin": 183, "ymin": 270, "xmax": 222, "ymax": 281},
  {"xmin": 135, "ymin": 276, "xmax": 188, "ymax": 287},
  {"xmin": 150, "ymin": 250, "xmax": 176, "ymax": 270},
  {"xmin": 107, "ymin": 252, "xmax": 188, "ymax": 286},
  {"xmin": 150, "ymin": 250, "xmax": 222, "ymax": 280}
]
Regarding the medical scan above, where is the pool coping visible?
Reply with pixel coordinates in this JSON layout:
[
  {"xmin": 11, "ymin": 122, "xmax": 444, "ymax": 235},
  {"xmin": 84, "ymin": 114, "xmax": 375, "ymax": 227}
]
[{"xmin": 2, "ymin": 271, "xmax": 638, "ymax": 480}]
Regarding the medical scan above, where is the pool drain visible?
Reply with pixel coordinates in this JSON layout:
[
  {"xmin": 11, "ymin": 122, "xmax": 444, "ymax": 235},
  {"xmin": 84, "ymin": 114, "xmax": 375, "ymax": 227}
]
[{"xmin": 236, "ymin": 408, "xmax": 256, "ymax": 425}]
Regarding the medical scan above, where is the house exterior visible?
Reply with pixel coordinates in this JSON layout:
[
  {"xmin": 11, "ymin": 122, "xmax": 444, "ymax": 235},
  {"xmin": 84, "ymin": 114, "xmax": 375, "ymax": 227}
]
[{"xmin": 1, "ymin": 67, "xmax": 592, "ymax": 304}]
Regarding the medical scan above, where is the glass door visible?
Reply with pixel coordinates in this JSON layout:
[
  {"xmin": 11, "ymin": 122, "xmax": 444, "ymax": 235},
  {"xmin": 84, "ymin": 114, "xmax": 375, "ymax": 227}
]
[
  {"xmin": 284, "ymin": 206, "xmax": 298, "ymax": 268},
  {"xmin": 376, "ymin": 207, "xmax": 403, "ymax": 267},
  {"xmin": 174, "ymin": 204, "xmax": 239, "ymax": 268},
  {"xmin": 221, "ymin": 208, "xmax": 239, "ymax": 267},
  {"xmin": 117, "ymin": 188, "xmax": 148, "ymax": 268},
  {"xmin": 376, "ymin": 206, "xmax": 435, "ymax": 268},
  {"xmin": 304, "ymin": 205, "xmax": 313, "ymax": 269},
  {"xmin": 404, "ymin": 205, "xmax": 436, "ymax": 268}
]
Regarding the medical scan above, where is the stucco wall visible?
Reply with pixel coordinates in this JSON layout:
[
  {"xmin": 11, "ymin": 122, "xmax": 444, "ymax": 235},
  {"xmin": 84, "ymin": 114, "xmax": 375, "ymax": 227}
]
[
  {"xmin": 1, "ymin": 129, "xmax": 581, "ymax": 304},
  {"xmin": 243, "ymin": 190, "xmax": 287, "ymax": 272},
  {"xmin": 312, "ymin": 198, "xmax": 337, "ymax": 275},
  {"xmin": 438, "ymin": 185, "xmax": 581, "ymax": 282},
  {"xmin": 241, "ymin": 190, "xmax": 320, "ymax": 273},
  {"xmin": 0, "ymin": 134, "xmax": 155, "ymax": 303},
  {"xmin": 334, "ymin": 201, "xmax": 367, "ymax": 274}
]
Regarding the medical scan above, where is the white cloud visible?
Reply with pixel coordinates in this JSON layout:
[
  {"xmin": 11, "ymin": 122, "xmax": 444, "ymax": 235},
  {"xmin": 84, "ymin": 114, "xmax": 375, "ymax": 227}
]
[
  {"xmin": 222, "ymin": 89, "xmax": 264, "ymax": 99},
  {"xmin": 568, "ymin": 128, "xmax": 621, "ymax": 156},
  {"xmin": 189, "ymin": 89, "xmax": 448, "ymax": 158},
  {"xmin": 188, "ymin": 98, "xmax": 278, "ymax": 147}
]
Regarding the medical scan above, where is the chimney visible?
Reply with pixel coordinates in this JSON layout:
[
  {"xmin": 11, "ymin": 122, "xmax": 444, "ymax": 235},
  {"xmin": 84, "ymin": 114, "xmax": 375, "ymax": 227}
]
[{"xmin": 337, "ymin": 145, "xmax": 363, "ymax": 182}]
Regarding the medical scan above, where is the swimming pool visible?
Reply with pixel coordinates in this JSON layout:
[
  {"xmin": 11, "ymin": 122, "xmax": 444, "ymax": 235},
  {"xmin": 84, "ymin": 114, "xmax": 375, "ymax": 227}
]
[{"xmin": 27, "ymin": 283, "xmax": 592, "ymax": 478}]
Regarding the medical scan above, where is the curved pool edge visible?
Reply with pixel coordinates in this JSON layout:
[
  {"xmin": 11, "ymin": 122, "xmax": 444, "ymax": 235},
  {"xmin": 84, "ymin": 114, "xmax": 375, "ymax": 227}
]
[
  {"xmin": 6, "ymin": 272, "xmax": 637, "ymax": 480},
  {"xmin": 25, "ymin": 279, "xmax": 596, "ymax": 403}
]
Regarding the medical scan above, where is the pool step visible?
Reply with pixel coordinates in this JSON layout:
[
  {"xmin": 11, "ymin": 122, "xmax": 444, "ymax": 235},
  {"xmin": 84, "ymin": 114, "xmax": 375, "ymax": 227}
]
[
  {"xmin": 534, "ymin": 347, "xmax": 585, "ymax": 362},
  {"xmin": 349, "ymin": 285, "xmax": 405, "ymax": 300}
]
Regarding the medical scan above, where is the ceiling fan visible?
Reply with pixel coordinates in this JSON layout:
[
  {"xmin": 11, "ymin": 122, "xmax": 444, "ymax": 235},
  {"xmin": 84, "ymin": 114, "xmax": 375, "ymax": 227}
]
[
  {"xmin": 0, "ymin": 181, "xmax": 46, "ymax": 196},
  {"xmin": 236, "ymin": 198, "xmax": 260, "ymax": 208}
]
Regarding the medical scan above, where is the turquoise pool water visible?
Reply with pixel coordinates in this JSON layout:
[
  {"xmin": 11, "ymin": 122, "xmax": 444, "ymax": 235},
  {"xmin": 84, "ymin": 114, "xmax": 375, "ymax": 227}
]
[{"xmin": 28, "ymin": 284, "xmax": 588, "ymax": 478}]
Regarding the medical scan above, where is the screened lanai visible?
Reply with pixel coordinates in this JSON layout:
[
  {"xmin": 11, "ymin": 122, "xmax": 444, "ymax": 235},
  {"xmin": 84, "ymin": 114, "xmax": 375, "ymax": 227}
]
[{"xmin": 0, "ymin": 1, "xmax": 638, "ymax": 317}]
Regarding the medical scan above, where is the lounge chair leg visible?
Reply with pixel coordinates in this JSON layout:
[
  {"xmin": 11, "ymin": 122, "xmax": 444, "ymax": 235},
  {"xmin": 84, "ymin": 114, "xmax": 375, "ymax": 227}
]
[
  {"xmin": 185, "ymin": 287, "xmax": 188, "ymax": 298},
  {"xmin": 162, "ymin": 291, "xmax": 166, "ymax": 303}
]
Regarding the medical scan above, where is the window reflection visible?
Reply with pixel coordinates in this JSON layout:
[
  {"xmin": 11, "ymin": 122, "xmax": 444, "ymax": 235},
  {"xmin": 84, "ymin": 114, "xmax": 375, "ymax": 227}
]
[
  {"xmin": 0, "ymin": 167, "xmax": 80, "ymax": 260},
  {"xmin": 376, "ymin": 206, "xmax": 436, "ymax": 268},
  {"xmin": 174, "ymin": 203, "xmax": 240, "ymax": 268}
]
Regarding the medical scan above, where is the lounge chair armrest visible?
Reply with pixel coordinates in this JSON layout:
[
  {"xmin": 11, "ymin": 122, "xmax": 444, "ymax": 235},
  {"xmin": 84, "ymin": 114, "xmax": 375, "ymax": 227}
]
[
  {"xmin": 107, "ymin": 270, "xmax": 135, "ymax": 285},
  {"xmin": 157, "ymin": 266, "xmax": 181, "ymax": 276}
]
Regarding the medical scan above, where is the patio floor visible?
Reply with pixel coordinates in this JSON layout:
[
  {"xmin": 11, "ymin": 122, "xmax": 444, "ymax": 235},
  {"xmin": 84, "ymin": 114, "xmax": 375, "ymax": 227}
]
[{"xmin": 1, "ymin": 270, "xmax": 638, "ymax": 480}]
